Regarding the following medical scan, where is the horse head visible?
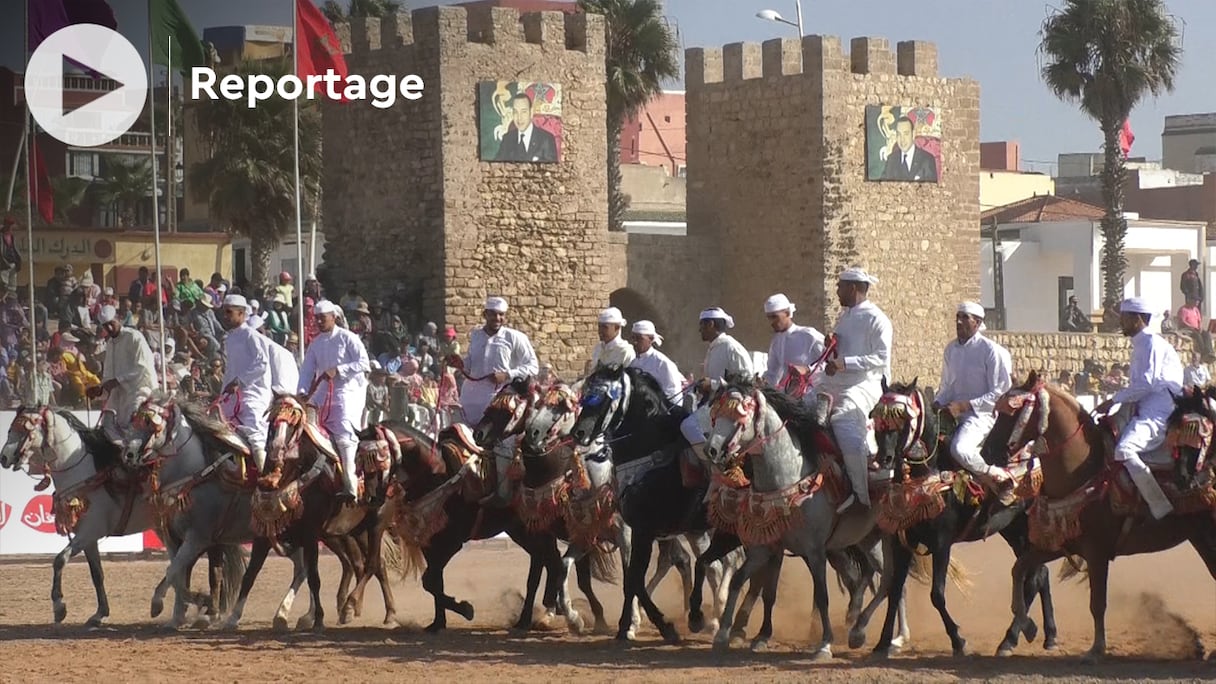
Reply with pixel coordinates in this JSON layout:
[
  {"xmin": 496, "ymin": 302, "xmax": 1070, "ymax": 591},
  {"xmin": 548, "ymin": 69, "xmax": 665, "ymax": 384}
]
[
  {"xmin": 521, "ymin": 383, "xmax": 580, "ymax": 455},
  {"xmin": 266, "ymin": 393, "xmax": 310, "ymax": 475},
  {"xmin": 1166, "ymin": 386, "xmax": 1216, "ymax": 491},
  {"xmin": 1, "ymin": 406, "xmax": 53, "ymax": 470},
  {"xmin": 704, "ymin": 381, "xmax": 765, "ymax": 469},
  {"xmin": 124, "ymin": 396, "xmax": 177, "ymax": 468},
  {"xmin": 571, "ymin": 365, "xmax": 634, "ymax": 447},
  {"xmin": 871, "ymin": 377, "xmax": 937, "ymax": 479},
  {"xmin": 473, "ymin": 376, "xmax": 538, "ymax": 448}
]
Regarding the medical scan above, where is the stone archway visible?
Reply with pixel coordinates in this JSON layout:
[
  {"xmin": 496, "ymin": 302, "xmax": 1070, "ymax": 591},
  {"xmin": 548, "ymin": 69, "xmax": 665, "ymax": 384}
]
[{"xmin": 609, "ymin": 288, "xmax": 664, "ymax": 333}]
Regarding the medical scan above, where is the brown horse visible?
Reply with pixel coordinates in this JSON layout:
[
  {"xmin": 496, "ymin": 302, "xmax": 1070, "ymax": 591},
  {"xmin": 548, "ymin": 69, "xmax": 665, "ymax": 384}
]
[
  {"xmin": 984, "ymin": 371, "xmax": 1216, "ymax": 661},
  {"xmin": 222, "ymin": 393, "xmax": 399, "ymax": 632}
]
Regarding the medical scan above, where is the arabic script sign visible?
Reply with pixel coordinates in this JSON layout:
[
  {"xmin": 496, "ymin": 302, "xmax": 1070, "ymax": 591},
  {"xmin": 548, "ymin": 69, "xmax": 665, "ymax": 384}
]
[
  {"xmin": 0, "ymin": 499, "xmax": 10, "ymax": 529},
  {"xmin": 14, "ymin": 232, "xmax": 116, "ymax": 264},
  {"xmin": 21, "ymin": 494, "xmax": 55, "ymax": 534}
]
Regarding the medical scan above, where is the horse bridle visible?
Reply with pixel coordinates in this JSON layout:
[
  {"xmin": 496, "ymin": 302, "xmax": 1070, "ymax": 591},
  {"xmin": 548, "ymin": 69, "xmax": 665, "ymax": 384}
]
[
  {"xmin": 871, "ymin": 390, "xmax": 930, "ymax": 466},
  {"xmin": 485, "ymin": 383, "xmax": 536, "ymax": 438},
  {"xmin": 526, "ymin": 385, "xmax": 580, "ymax": 456},
  {"xmin": 708, "ymin": 388, "xmax": 764, "ymax": 463},
  {"xmin": 578, "ymin": 373, "xmax": 633, "ymax": 442},
  {"xmin": 8, "ymin": 407, "xmax": 77, "ymax": 472},
  {"xmin": 994, "ymin": 385, "xmax": 1053, "ymax": 458},
  {"xmin": 130, "ymin": 399, "xmax": 180, "ymax": 464}
]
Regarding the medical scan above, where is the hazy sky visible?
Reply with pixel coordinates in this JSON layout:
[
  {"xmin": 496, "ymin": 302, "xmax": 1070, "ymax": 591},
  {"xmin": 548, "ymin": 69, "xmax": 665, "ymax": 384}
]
[{"xmin": 1, "ymin": 0, "xmax": 1212, "ymax": 172}]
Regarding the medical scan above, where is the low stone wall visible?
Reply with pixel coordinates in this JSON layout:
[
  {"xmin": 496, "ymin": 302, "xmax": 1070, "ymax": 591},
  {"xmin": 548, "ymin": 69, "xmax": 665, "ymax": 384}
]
[{"xmin": 987, "ymin": 331, "xmax": 1196, "ymax": 380}]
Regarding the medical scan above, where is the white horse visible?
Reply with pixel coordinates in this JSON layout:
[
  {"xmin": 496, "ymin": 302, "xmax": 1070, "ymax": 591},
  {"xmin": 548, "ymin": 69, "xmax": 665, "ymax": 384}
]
[
  {"xmin": 0, "ymin": 407, "xmax": 161, "ymax": 626},
  {"xmin": 703, "ymin": 383, "xmax": 905, "ymax": 658}
]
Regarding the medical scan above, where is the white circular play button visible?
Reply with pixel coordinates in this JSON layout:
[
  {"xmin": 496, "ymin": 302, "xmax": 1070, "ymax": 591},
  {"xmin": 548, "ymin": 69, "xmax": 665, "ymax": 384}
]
[{"xmin": 26, "ymin": 24, "xmax": 148, "ymax": 148}]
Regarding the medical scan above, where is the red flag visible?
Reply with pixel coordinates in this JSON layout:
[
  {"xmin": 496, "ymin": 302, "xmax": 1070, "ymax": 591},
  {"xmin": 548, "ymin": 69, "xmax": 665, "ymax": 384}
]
[
  {"xmin": 295, "ymin": 0, "xmax": 349, "ymax": 100},
  {"xmin": 1119, "ymin": 119, "xmax": 1135, "ymax": 158},
  {"xmin": 30, "ymin": 139, "xmax": 54, "ymax": 224}
]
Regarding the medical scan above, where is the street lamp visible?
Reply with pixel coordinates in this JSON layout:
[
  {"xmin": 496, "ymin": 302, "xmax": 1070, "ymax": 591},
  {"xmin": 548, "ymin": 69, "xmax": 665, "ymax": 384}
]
[{"xmin": 755, "ymin": 0, "xmax": 803, "ymax": 36}]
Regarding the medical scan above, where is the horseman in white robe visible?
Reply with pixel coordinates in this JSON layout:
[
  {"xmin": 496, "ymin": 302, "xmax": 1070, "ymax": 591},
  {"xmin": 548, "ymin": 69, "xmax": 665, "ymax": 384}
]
[
  {"xmin": 763, "ymin": 293, "xmax": 826, "ymax": 400},
  {"xmin": 817, "ymin": 267, "xmax": 893, "ymax": 512},
  {"xmin": 90, "ymin": 305, "xmax": 157, "ymax": 438},
  {"xmin": 298, "ymin": 300, "xmax": 370, "ymax": 501},
  {"xmin": 934, "ymin": 301, "xmax": 1013, "ymax": 491},
  {"xmin": 681, "ymin": 307, "xmax": 754, "ymax": 465},
  {"xmin": 217, "ymin": 295, "xmax": 274, "ymax": 471},
  {"xmin": 1095, "ymin": 297, "xmax": 1183, "ymax": 519},
  {"xmin": 267, "ymin": 338, "xmax": 300, "ymax": 397},
  {"xmin": 628, "ymin": 320, "xmax": 684, "ymax": 402},
  {"xmin": 586, "ymin": 306, "xmax": 636, "ymax": 373}
]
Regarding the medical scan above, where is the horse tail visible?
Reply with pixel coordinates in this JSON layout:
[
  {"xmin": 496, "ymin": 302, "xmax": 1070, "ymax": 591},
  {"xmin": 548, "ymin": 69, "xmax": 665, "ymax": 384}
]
[
  {"xmin": 907, "ymin": 553, "xmax": 972, "ymax": 597},
  {"xmin": 218, "ymin": 544, "xmax": 248, "ymax": 614},
  {"xmin": 392, "ymin": 529, "xmax": 426, "ymax": 581},
  {"xmin": 378, "ymin": 528, "xmax": 406, "ymax": 582},
  {"xmin": 1058, "ymin": 554, "xmax": 1089, "ymax": 583},
  {"xmin": 588, "ymin": 543, "xmax": 618, "ymax": 584},
  {"xmin": 828, "ymin": 547, "xmax": 870, "ymax": 595}
]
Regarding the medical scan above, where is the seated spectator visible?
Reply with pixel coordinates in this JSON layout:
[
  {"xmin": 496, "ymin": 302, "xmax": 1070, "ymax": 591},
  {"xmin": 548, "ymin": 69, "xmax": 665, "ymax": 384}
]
[
  {"xmin": 1160, "ymin": 310, "xmax": 1176, "ymax": 334},
  {"xmin": 1177, "ymin": 299, "xmax": 1203, "ymax": 332}
]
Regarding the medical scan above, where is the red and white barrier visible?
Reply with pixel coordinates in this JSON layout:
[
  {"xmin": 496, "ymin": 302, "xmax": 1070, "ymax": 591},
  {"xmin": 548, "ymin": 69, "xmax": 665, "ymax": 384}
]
[{"xmin": 0, "ymin": 411, "xmax": 146, "ymax": 555}]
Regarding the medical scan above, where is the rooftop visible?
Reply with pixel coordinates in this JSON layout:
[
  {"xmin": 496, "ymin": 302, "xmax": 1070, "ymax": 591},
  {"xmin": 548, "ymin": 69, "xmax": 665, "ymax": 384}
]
[{"xmin": 981, "ymin": 195, "xmax": 1105, "ymax": 224}]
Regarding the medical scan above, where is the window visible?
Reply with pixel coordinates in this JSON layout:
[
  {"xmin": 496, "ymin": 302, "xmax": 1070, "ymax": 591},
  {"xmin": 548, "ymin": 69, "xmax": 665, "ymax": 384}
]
[
  {"xmin": 67, "ymin": 151, "xmax": 97, "ymax": 178},
  {"xmin": 664, "ymin": 115, "xmax": 671, "ymax": 123},
  {"xmin": 676, "ymin": 164, "xmax": 687, "ymax": 178},
  {"xmin": 234, "ymin": 248, "xmax": 247, "ymax": 282}
]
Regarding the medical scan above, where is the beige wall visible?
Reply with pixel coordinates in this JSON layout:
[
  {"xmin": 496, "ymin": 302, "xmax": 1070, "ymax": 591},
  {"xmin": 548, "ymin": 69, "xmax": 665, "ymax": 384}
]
[
  {"xmin": 980, "ymin": 170, "xmax": 1054, "ymax": 211},
  {"xmin": 15, "ymin": 231, "xmax": 230, "ymax": 292},
  {"xmin": 987, "ymin": 331, "xmax": 1194, "ymax": 380},
  {"xmin": 323, "ymin": 8, "xmax": 620, "ymax": 379},
  {"xmin": 682, "ymin": 36, "xmax": 980, "ymax": 385}
]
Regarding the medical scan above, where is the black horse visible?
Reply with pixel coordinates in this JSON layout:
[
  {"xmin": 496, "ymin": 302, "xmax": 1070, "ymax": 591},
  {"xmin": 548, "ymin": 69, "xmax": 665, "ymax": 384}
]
[
  {"xmin": 1166, "ymin": 385, "xmax": 1216, "ymax": 491},
  {"xmin": 569, "ymin": 364, "xmax": 709, "ymax": 643},
  {"xmin": 872, "ymin": 378, "xmax": 1057, "ymax": 657}
]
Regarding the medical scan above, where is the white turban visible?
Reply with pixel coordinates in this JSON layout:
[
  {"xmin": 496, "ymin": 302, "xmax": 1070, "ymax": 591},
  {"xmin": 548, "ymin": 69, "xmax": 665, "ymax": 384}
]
[
  {"xmin": 598, "ymin": 307, "xmax": 626, "ymax": 326},
  {"xmin": 250, "ymin": 299, "xmax": 260, "ymax": 311},
  {"xmin": 1119, "ymin": 297, "xmax": 1153, "ymax": 315},
  {"xmin": 957, "ymin": 301, "xmax": 985, "ymax": 319},
  {"xmin": 699, "ymin": 307, "xmax": 735, "ymax": 329},
  {"xmin": 631, "ymin": 319, "xmax": 664, "ymax": 346},
  {"xmin": 839, "ymin": 267, "xmax": 879, "ymax": 285},
  {"xmin": 485, "ymin": 296, "xmax": 508, "ymax": 313},
  {"xmin": 222, "ymin": 294, "xmax": 248, "ymax": 309},
  {"xmin": 764, "ymin": 293, "xmax": 796, "ymax": 315},
  {"xmin": 247, "ymin": 314, "xmax": 265, "ymax": 329},
  {"xmin": 314, "ymin": 300, "xmax": 340, "ymax": 316},
  {"xmin": 97, "ymin": 305, "xmax": 117, "ymax": 324}
]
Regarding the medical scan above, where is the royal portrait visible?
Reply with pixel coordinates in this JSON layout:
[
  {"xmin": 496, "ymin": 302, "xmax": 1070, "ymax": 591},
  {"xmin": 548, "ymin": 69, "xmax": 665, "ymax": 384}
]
[
  {"xmin": 866, "ymin": 105, "xmax": 942, "ymax": 183},
  {"xmin": 478, "ymin": 81, "xmax": 563, "ymax": 163}
]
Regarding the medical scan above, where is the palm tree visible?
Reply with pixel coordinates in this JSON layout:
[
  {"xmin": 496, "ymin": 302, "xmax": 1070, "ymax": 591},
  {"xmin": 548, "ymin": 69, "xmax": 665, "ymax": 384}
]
[
  {"xmin": 1039, "ymin": 0, "xmax": 1181, "ymax": 330},
  {"xmin": 189, "ymin": 58, "xmax": 321, "ymax": 292},
  {"xmin": 579, "ymin": 0, "xmax": 679, "ymax": 232},
  {"xmin": 50, "ymin": 176, "xmax": 90, "ymax": 225},
  {"xmin": 321, "ymin": 0, "xmax": 402, "ymax": 26},
  {"xmin": 92, "ymin": 157, "xmax": 153, "ymax": 227}
]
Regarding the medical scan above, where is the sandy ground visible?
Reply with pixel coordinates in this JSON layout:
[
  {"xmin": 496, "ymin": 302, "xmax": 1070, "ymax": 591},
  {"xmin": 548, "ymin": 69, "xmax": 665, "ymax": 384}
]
[{"xmin": 1, "ymin": 537, "xmax": 1214, "ymax": 683}]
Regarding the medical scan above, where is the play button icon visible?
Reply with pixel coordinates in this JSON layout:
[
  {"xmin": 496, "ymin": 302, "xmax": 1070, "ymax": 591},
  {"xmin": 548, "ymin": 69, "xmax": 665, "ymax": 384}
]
[{"xmin": 26, "ymin": 25, "xmax": 148, "ymax": 148}]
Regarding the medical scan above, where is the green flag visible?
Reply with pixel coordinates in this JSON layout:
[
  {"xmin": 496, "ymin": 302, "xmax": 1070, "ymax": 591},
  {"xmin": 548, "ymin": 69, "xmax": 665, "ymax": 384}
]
[{"xmin": 150, "ymin": 0, "xmax": 206, "ymax": 72}]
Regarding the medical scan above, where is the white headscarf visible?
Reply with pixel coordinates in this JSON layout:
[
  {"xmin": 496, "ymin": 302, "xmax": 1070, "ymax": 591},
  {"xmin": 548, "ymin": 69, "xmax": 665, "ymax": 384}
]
[
  {"xmin": 631, "ymin": 319, "xmax": 663, "ymax": 346},
  {"xmin": 699, "ymin": 307, "xmax": 735, "ymax": 329}
]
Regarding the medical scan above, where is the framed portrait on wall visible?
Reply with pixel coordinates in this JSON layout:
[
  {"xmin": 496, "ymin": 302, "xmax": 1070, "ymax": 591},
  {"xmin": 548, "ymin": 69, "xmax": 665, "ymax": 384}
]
[
  {"xmin": 478, "ymin": 81, "xmax": 563, "ymax": 163},
  {"xmin": 866, "ymin": 105, "xmax": 942, "ymax": 182}
]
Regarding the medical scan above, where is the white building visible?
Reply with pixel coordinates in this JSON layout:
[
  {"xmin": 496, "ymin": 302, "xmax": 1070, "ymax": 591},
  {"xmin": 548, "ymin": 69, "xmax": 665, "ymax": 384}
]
[{"xmin": 981, "ymin": 195, "xmax": 1207, "ymax": 332}]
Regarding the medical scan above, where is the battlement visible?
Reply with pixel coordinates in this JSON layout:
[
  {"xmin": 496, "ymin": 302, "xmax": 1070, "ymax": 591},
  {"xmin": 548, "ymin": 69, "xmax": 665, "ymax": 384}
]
[
  {"xmin": 334, "ymin": 6, "xmax": 604, "ymax": 56},
  {"xmin": 686, "ymin": 35, "xmax": 938, "ymax": 86}
]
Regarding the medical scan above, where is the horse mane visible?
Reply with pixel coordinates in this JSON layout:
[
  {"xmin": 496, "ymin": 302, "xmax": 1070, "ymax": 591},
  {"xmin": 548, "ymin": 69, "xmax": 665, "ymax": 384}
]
[
  {"xmin": 151, "ymin": 390, "xmax": 240, "ymax": 457},
  {"xmin": 49, "ymin": 408, "xmax": 120, "ymax": 470},
  {"xmin": 585, "ymin": 364, "xmax": 678, "ymax": 418},
  {"xmin": 508, "ymin": 375, "xmax": 535, "ymax": 397},
  {"xmin": 722, "ymin": 377, "xmax": 825, "ymax": 470},
  {"xmin": 1168, "ymin": 387, "xmax": 1208, "ymax": 424}
]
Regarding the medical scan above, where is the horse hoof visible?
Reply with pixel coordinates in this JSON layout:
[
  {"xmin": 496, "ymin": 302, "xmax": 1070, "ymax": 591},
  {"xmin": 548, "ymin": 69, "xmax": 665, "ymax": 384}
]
[
  {"xmin": 869, "ymin": 647, "xmax": 891, "ymax": 661},
  {"xmin": 424, "ymin": 621, "xmax": 444, "ymax": 634},
  {"xmin": 339, "ymin": 608, "xmax": 355, "ymax": 625},
  {"xmin": 750, "ymin": 638, "xmax": 769, "ymax": 653},
  {"xmin": 593, "ymin": 620, "xmax": 613, "ymax": 636},
  {"xmin": 85, "ymin": 614, "xmax": 107, "ymax": 629},
  {"xmin": 456, "ymin": 601, "xmax": 475, "ymax": 622},
  {"xmin": 952, "ymin": 640, "xmax": 969, "ymax": 658},
  {"xmin": 312, "ymin": 621, "xmax": 326, "ymax": 635},
  {"xmin": 295, "ymin": 617, "xmax": 314, "ymax": 631},
  {"xmin": 566, "ymin": 615, "xmax": 585, "ymax": 636},
  {"xmin": 1023, "ymin": 620, "xmax": 1039, "ymax": 643},
  {"xmin": 149, "ymin": 598, "xmax": 163, "ymax": 619},
  {"xmin": 190, "ymin": 616, "xmax": 211, "ymax": 630},
  {"xmin": 53, "ymin": 603, "xmax": 66, "ymax": 624},
  {"xmin": 614, "ymin": 631, "xmax": 633, "ymax": 643},
  {"xmin": 809, "ymin": 645, "xmax": 833, "ymax": 662},
  {"xmin": 272, "ymin": 616, "xmax": 290, "ymax": 632},
  {"xmin": 382, "ymin": 613, "xmax": 398, "ymax": 627},
  {"xmin": 1081, "ymin": 651, "xmax": 1103, "ymax": 665},
  {"xmin": 659, "ymin": 623, "xmax": 681, "ymax": 645},
  {"xmin": 712, "ymin": 638, "xmax": 731, "ymax": 652},
  {"xmin": 1044, "ymin": 636, "xmax": 1059, "ymax": 651},
  {"xmin": 848, "ymin": 629, "xmax": 866, "ymax": 650},
  {"xmin": 688, "ymin": 613, "xmax": 705, "ymax": 634},
  {"xmin": 996, "ymin": 645, "xmax": 1014, "ymax": 657}
]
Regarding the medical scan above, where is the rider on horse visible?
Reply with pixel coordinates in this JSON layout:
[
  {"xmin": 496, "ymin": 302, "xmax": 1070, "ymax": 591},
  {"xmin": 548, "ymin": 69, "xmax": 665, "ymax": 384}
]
[
  {"xmin": 817, "ymin": 267, "xmax": 893, "ymax": 514},
  {"xmin": 680, "ymin": 307, "xmax": 754, "ymax": 470},
  {"xmin": 298, "ymin": 299, "xmax": 370, "ymax": 502},
  {"xmin": 933, "ymin": 301, "xmax": 1014, "ymax": 493},
  {"xmin": 1094, "ymin": 296, "xmax": 1183, "ymax": 520},
  {"xmin": 586, "ymin": 307, "xmax": 635, "ymax": 374},
  {"xmin": 217, "ymin": 294, "xmax": 278, "ymax": 473},
  {"xmin": 454, "ymin": 296, "xmax": 538, "ymax": 505},
  {"xmin": 90, "ymin": 304, "xmax": 157, "ymax": 440},
  {"xmin": 762, "ymin": 293, "xmax": 825, "ymax": 402},
  {"xmin": 627, "ymin": 320, "xmax": 684, "ymax": 402}
]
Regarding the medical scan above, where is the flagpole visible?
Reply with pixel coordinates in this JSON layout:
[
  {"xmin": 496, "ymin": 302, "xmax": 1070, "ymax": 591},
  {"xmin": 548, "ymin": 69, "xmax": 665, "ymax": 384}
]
[
  {"xmin": 4, "ymin": 121, "xmax": 24, "ymax": 211},
  {"xmin": 23, "ymin": 0, "xmax": 36, "ymax": 386},
  {"xmin": 292, "ymin": 1, "xmax": 305, "ymax": 361},
  {"xmin": 149, "ymin": 0, "xmax": 167, "ymax": 391}
]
